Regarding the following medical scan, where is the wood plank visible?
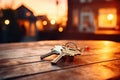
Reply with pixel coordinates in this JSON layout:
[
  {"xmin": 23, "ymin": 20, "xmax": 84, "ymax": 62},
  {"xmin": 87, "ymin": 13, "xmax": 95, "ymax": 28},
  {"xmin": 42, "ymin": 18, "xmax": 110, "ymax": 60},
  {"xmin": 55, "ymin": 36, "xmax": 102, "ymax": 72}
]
[
  {"xmin": 0, "ymin": 45, "xmax": 119, "ymax": 68},
  {"xmin": 15, "ymin": 60, "xmax": 120, "ymax": 80},
  {"xmin": 0, "ymin": 40, "xmax": 119, "ymax": 59},
  {"xmin": 0, "ymin": 40, "xmax": 120, "ymax": 79},
  {"xmin": 0, "ymin": 46, "xmax": 52, "ymax": 60},
  {"xmin": 0, "ymin": 47, "xmax": 119, "ymax": 68},
  {"xmin": 0, "ymin": 56, "xmax": 41, "ymax": 68},
  {"xmin": 0, "ymin": 53, "xmax": 120, "ymax": 79}
]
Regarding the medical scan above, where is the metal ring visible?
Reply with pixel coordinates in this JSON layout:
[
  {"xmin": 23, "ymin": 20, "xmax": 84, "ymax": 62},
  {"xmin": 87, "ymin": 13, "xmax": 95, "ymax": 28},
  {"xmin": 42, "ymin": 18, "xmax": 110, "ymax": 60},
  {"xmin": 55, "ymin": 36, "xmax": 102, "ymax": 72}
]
[{"xmin": 64, "ymin": 42, "xmax": 78, "ymax": 50}]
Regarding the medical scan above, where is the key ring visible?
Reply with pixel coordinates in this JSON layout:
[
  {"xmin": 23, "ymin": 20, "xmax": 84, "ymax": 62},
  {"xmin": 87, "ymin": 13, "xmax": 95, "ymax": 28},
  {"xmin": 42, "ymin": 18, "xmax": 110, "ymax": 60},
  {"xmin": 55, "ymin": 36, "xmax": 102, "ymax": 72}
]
[{"xmin": 64, "ymin": 42, "xmax": 78, "ymax": 50}]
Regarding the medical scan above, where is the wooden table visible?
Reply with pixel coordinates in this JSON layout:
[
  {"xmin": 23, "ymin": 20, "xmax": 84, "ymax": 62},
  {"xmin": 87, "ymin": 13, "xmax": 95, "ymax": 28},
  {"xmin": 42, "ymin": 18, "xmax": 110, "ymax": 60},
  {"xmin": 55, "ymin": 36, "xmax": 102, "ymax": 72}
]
[{"xmin": 0, "ymin": 40, "xmax": 120, "ymax": 80}]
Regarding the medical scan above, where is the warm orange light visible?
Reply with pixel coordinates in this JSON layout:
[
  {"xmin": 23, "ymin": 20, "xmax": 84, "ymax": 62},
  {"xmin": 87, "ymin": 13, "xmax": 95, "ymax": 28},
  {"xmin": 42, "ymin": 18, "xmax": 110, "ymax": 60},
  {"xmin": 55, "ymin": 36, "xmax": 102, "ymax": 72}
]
[
  {"xmin": 24, "ymin": 21, "xmax": 29, "ymax": 36},
  {"xmin": 26, "ymin": 12, "xmax": 31, "ymax": 17},
  {"xmin": 98, "ymin": 41, "xmax": 115, "ymax": 60},
  {"xmin": 98, "ymin": 8, "xmax": 117, "ymax": 28},
  {"xmin": 4, "ymin": 19, "xmax": 10, "ymax": 25},
  {"xmin": 107, "ymin": 14, "xmax": 114, "ymax": 20},
  {"xmin": 58, "ymin": 27, "xmax": 63, "ymax": 32},
  {"xmin": 0, "ymin": 0, "xmax": 68, "ymax": 27},
  {"xmin": 24, "ymin": 21, "xmax": 29, "ymax": 27},
  {"xmin": 36, "ymin": 20, "xmax": 44, "ymax": 31},
  {"xmin": 50, "ymin": 19, "xmax": 56, "ymax": 25},
  {"xmin": 43, "ymin": 21, "xmax": 47, "ymax": 26},
  {"xmin": 73, "ymin": 9, "xmax": 79, "ymax": 26},
  {"xmin": 97, "ymin": 63, "xmax": 116, "ymax": 79}
]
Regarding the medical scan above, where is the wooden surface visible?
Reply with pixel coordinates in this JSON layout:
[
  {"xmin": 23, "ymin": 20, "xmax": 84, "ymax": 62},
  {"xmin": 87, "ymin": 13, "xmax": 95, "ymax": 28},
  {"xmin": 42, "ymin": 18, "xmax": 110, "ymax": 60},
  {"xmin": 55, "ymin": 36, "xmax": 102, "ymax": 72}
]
[{"xmin": 0, "ymin": 40, "xmax": 120, "ymax": 80}]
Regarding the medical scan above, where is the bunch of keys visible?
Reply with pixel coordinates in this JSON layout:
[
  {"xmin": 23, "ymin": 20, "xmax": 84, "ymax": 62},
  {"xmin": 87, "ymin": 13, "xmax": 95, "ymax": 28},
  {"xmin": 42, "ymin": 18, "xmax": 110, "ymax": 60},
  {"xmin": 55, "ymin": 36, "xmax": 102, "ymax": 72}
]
[{"xmin": 40, "ymin": 42, "xmax": 86, "ymax": 65}]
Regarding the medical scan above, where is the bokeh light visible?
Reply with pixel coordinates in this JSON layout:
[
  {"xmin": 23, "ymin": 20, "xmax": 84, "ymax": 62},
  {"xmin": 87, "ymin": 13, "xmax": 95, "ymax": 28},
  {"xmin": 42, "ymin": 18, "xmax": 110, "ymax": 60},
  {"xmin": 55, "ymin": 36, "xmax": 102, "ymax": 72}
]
[{"xmin": 4, "ymin": 19, "xmax": 10, "ymax": 25}]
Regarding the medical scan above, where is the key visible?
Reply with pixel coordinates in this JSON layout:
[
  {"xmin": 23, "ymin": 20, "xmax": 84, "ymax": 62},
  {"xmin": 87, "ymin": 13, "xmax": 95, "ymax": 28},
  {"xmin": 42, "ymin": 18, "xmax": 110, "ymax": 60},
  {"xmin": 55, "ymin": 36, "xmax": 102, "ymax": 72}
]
[
  {"xmin": 41, "ymin": 42, "xmax": 85, "ymax": 65},
  {"xmin": 41, "ymin": 51, "xmax": 56, "ymax": 60},
  {"xmin": 51, "ymin": 46, "xmax": 81, "ymax": 65},
  {"xmin": 40, "ymin": 45, "xmax": 63, "ymax": 60},
  {"xmin": 51, "ymin": 52, "xmax": 65, "ymax": 65}
]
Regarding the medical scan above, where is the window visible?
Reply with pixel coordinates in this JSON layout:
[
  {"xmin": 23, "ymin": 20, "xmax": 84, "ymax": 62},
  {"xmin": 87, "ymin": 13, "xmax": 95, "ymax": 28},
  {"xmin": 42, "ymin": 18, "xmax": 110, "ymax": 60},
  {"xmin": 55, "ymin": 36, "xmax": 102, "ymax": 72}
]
[
  {"xmin": 80, "ymin": 12, "xmax": 95, "ymax": 32},
  {"xmin": 98, "ymin": 8, "xmax": 117, "ymax": 28}
]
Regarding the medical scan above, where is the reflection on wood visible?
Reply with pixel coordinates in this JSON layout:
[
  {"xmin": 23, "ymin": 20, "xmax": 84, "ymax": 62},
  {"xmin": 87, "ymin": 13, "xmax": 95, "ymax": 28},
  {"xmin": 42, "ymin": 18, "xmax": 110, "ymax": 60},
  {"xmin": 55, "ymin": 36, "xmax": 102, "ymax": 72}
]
[{"xmin": 0, "ymin": 40, "xmax": 120, "ymax": 80}]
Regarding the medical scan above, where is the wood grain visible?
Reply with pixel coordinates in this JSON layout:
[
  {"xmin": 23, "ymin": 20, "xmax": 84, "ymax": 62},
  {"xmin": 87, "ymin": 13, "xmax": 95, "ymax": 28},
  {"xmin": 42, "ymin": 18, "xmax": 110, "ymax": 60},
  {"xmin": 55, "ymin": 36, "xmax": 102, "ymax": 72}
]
[{"xmin": 0, "ymin": 40, "xmax": 120, "ymax": 80}]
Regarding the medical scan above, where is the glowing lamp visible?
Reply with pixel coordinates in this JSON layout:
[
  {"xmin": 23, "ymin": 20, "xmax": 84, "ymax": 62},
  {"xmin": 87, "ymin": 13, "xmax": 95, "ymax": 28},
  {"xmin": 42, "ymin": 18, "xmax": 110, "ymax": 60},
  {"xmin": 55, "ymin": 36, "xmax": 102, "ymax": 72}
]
[
  {"xmin": 4, "ymin": 19, "xmax": 10, "ymax": 25},
  {"xmin": 43, "ymin": 21, "xmax": 47, "ymax": 26},
  {"xmin": 50, "ymin": 19, "xmax": 56, "ymax": 25},
  {"xmin": 107, "ymin": 14, "xmax": 114, "ymax": 20},
  {"xmin": 58, "ymin": 27, "xmax": 63, "ymax": 32}
]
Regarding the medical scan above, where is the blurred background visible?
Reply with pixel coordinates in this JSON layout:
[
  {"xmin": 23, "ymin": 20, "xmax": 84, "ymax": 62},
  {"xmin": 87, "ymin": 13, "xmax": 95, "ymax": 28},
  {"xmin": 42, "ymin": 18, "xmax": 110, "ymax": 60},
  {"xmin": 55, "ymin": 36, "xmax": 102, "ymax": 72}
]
[{"xmin": 0, "ymin": 0, "xmax": 120, "ymax": 43}]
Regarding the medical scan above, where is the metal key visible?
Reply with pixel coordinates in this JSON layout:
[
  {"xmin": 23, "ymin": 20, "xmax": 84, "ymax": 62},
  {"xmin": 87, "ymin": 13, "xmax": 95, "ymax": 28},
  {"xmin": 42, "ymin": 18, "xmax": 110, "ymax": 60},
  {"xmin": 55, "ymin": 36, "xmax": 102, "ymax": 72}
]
[
  {"xmin": 41, "ymin": 42, "xmax": 83, "ymax": 65},
  {"xmin": 51, "ymin": 52, "xmax": 65, "ymax": 65},
  {"xmin": 40, "ymin": 45, "xmax": 63, "ymax": 60},
  {"xmin": 51, "ymin": 46, "xmax": 81, "ymax": 65}
]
